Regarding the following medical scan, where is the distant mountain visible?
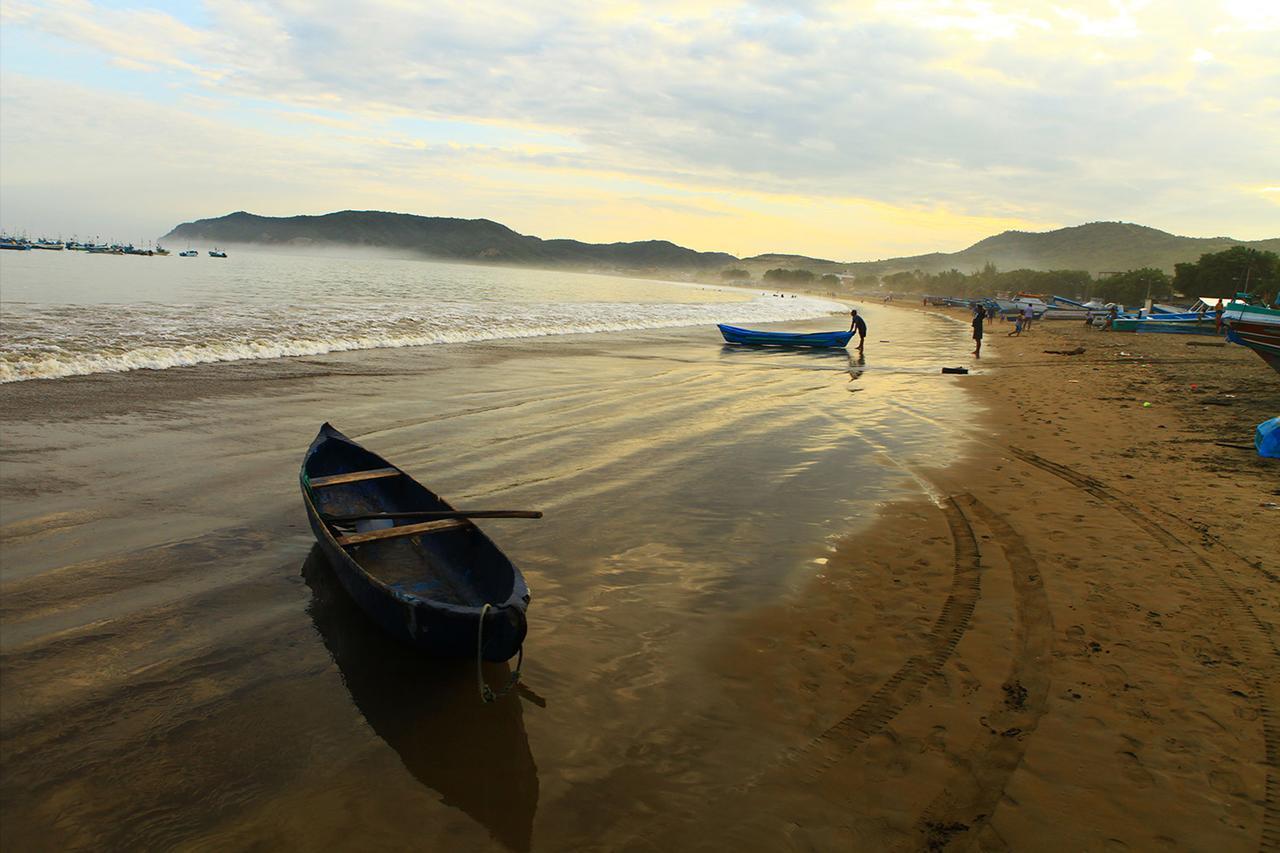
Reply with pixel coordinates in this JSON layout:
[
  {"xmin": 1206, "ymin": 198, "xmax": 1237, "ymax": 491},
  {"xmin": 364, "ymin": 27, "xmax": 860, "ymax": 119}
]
[
  {"xmin": 163, "ymin": 210, "xmax": 736, "ymax": 271},
  {"xmin": 740, "ymin": 222, "xmax": 1280, "ymax": 278},
  {"xmin": 164, "ymin": 212, "xmax": 1279, "ymax": 278}
]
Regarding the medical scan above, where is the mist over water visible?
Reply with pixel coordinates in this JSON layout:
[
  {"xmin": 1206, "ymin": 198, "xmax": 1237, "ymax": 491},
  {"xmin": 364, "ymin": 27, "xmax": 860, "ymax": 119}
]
[{"xmin": 0, "ymin": 249, "xmax": 845, "ymax": 382}]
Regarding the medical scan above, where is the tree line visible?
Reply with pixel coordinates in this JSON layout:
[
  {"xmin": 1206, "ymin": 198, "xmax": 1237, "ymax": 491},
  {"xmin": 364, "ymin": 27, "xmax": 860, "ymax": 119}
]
[{"xmin": 727, "ymin": 246, "xmax": 1278, "ymax": 307}]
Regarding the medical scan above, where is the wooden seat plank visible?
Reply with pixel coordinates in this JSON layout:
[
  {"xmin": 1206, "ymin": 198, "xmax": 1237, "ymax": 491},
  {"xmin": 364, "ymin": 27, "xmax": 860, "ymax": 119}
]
[
  {"xmin": 309, "ymin": 467, "xmax": 401, "ymax": 488},
  {"xmin": 336, "ymin": 518, "xmax": 468, "ymax": 547}
]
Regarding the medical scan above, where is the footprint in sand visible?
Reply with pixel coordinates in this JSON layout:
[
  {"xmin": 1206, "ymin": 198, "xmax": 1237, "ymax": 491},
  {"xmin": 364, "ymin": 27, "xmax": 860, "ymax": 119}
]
[
  {"xmin": 1116, "ymin": 750, "xmax": 1155, "ymax": 786},
  {"xmin": 1208, "ymin": 769, "xmax": 1246, "ymax": 798}
]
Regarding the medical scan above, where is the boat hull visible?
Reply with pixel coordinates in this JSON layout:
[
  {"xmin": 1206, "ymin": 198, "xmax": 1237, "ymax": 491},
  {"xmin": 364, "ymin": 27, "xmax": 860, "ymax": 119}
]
[
  {"xmin": 718, "ymin": 324, "xmax": 853, "ymax": 348},
  {"xmin": 301, "ymin": 424, "xmax": 529, "ymax": 661},
  {"xmin": 1226, "ymin": 321, "xmax": 1280, "ymax": 375},
  {"xmin": 1223, "ymin": 304, "xmax": 1280, "ymax": 376},
  {"xmin": 1111, "ymin": 317, "xmax": 1221, "ymax": 335}
]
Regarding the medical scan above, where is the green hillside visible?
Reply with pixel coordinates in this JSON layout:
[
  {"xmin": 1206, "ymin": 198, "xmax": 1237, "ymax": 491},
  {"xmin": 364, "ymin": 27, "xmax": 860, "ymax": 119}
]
[{"xmin": 164, "ymin": 210, "xmax": 736, "ymax": 271}]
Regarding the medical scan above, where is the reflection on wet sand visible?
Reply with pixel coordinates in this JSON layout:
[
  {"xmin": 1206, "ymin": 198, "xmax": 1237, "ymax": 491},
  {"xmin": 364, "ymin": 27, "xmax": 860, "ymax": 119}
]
[{"xmin": 301, "ymin": 548, "xmax": 539, "ymax": 851}]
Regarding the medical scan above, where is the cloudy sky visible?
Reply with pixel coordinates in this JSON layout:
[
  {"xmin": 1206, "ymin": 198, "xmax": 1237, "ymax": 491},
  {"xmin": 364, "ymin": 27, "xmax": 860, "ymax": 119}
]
[{"xmin": 1, "ymin": 0, "xmax": 1276, "ymax": 259}]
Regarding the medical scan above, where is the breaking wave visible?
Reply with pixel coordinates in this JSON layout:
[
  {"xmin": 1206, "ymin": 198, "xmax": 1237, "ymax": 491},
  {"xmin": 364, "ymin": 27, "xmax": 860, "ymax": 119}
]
[{"xmin": 1, "ymin": 295, "xmax": 846, "ymax": 383}]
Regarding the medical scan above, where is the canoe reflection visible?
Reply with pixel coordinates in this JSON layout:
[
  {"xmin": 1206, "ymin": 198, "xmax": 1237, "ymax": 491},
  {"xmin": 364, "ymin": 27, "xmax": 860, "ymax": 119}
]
[{"xmin": 302, "ymin": 547, "xmax": 539, "ymax": 851}]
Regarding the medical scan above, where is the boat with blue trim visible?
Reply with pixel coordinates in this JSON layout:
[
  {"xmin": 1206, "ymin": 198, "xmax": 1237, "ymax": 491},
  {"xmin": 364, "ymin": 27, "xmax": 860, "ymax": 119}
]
[{"xmin": 718, "ymin": 324, "xmax": 854, "ymax": 348}]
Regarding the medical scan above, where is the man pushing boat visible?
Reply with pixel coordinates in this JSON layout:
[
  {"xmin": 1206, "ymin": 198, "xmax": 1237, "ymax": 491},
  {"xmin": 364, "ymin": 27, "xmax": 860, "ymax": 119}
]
[{"xmin": 849, "ymin": 309, "xmax": 866, "ymax": 353}]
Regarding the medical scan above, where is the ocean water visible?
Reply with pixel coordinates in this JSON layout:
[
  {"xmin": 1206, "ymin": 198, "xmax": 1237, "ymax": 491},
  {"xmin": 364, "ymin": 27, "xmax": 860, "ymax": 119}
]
[{"xmin": 0, "ymin": 248, "xmax": 845, "ymax": 382}]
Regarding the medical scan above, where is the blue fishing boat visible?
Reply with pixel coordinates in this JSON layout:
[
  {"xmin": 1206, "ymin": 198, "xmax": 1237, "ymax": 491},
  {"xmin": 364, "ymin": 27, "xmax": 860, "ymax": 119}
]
[
  {"xmin": 718, "ymin": 323, "xmax": 854, "ymax": 348},
  {"xmin": 300, "ymin": 423, "xmax": 532, "ymax": 666}
]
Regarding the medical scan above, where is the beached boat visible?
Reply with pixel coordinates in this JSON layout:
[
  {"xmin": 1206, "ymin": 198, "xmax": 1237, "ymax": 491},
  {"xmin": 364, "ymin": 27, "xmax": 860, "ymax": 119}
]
[
  {"xmin": 300, "ymin": 423, "xmax": 531, "ymax": 663},
  {"xmin": 1224, "ymin": 302, "xmax": 1280, "ymax": 375},
  {"xmin": 718, "ymin": 323, "xmax": 854, "ymax": 348},
  {"xmin": 209, "ymin": 248, "xmax": 227, "ymax": 258},
  {"xmin": 1110, "ymin": 313, "xmax": 1221, "ymax": 335}
]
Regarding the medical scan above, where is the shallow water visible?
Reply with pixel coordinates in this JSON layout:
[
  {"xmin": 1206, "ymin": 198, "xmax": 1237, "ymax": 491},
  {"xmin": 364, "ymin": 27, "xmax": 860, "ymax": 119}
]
[
  {"xmin": 0, "ymin": 291, "xmax": 983, "ymax": 850},
  {"xmin": 0, "ymin": 249, "xmax": 843, "ymax": 382}
]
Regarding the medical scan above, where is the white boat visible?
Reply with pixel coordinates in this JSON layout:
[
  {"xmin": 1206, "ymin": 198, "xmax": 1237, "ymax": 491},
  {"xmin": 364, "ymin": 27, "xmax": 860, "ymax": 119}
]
[{"xmin": 209, "ymin": 248, "xmax": 227, "ymax": 258}]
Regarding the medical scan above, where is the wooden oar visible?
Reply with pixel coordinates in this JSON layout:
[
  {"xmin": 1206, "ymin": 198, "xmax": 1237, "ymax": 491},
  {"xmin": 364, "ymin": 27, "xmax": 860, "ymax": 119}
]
[{"xmin": 323, "ymin": 510, "xmax": 542, "ymax": 523}]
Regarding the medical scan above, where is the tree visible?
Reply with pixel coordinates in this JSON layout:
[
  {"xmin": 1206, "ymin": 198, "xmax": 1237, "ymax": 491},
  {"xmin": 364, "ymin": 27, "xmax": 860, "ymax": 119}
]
[
  {"xmin": 763, "ymin": 268, "xmax": 815, "ymax": 283},
  {"xmin": 1174, "ymin": 246, "xmax": 1279, "ymax": 301},
  {"xmin": 1092, "ymin": 268, "xmax": 1172, "ymax": 307},
  {"xmin": 720, "ymin": 268, "xmax": 750, "ymax": 280},
  {"xmin": 819, "ymin": 273, "xmax": 840, "ymax": 286}
]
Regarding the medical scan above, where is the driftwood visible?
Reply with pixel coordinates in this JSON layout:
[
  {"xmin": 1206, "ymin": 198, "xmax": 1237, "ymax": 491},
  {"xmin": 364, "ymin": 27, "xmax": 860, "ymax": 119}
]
[{"xmin": 1044, "ymin": 347, "xmax": 1086, "ymax": 355}]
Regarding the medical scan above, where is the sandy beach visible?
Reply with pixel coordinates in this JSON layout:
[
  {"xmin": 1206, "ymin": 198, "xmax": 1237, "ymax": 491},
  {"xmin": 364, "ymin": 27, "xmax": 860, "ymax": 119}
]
[{"xmin": 1, "ymin": 308, "xmax": 1276, "ymax": 851}]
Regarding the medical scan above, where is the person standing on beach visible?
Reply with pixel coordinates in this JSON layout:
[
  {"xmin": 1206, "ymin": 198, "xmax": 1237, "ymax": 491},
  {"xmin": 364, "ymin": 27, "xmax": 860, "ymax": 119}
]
[
  {"xmin": 1214, "ymin": 298, "xmax": 1225, "ymax": 333},
  {"xmin": 1022, "ymin": 303, "xmax": 1034, "ymax": 332},
  {"xmin": 972, "ymin": 306, "xmax": 985, "ymax": 357},
  {"xmin": 849, "ymin": 309, "xmax": 867, "ymax": 353}
]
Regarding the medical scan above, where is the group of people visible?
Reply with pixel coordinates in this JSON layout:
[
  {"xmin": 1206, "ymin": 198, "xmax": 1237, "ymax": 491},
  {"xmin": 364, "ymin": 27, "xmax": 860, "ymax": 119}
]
[
  {"xmin": 970, "ymin": 303, "xmax": 1035, "ymax": 357},
  {"xmin": 845, "ymin": 301, "xmax": 1038, "ymax": 361}
]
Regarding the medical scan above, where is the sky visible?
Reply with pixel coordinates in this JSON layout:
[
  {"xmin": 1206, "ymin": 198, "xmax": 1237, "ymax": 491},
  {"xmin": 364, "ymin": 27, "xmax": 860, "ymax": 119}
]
[{"xmin": 0, "ymin": 0, "xmax": 1277, "ymax": 260}]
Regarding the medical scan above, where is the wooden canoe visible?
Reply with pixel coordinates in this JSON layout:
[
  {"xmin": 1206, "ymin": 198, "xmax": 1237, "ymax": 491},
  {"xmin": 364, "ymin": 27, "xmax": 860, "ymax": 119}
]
[{"xmin": 300, "ymin": 423, "xmax": 530, "ymax": 661}]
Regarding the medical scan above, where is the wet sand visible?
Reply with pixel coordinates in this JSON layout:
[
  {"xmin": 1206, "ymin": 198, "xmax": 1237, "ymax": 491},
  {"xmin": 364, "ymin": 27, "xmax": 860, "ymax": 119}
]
[{"xmin": 2, "ymin": 310, "xmax": 1277, "ymax": 851}]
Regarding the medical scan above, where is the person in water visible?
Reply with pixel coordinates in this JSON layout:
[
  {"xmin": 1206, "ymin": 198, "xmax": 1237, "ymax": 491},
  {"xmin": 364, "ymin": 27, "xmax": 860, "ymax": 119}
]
[
  {"xmin": 972, "ymin": 305, "xmax": 985, "ymax": 357},
  {"xmin": 849, "ymin": 309, "xmax": 867, "ymax": 353}
]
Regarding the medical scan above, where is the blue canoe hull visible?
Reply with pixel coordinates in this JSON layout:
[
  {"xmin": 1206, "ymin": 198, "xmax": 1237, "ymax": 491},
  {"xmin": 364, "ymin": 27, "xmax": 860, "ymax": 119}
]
[
  {"xmin": 301, "ymin": 423, "xmax": 529, "ymax": 661},
  {"xmin": 718, "ymin": 324, "xmax": 853, "ymax": 348}
]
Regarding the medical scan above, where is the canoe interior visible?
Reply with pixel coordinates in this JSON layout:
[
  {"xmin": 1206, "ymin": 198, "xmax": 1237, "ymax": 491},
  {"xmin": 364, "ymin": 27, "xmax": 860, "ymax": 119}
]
[{"xmin": 304, "ymin": 430, "xmax": 518, "ymax": 608}]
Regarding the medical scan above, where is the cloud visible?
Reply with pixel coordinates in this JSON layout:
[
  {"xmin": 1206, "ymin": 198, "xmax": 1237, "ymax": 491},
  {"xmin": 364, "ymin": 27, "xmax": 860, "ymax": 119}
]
[{"xmin": 3, "ymin": 0, "xmax": 1278, "ymax": 255}]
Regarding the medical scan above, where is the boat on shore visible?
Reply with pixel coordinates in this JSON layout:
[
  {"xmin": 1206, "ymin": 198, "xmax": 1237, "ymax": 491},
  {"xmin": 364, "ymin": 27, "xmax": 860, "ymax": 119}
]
[
  {"xmin": 1223, "ymin": 302, "xmax": 1280, "ymax": 375},
  {"xmin": 300, "ymin": 423, "xmax": 532, "ymax": 665},
  {"xmin": 209, "ymin": 248, "xmax": 227, "ymax": 258},
  {"xmin": 1110, "ymin": 314, "xmax": 1223, "ymax": 335},
  {"xmin": 718, "ymin": 323, "xmax": 854, "ymax": 348}
]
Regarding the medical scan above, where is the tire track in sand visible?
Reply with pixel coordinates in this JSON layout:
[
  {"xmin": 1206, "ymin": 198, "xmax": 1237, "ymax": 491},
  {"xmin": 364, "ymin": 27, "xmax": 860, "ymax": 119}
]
[
  {"xmin": 1006, "ymin": 446, "xmax": 1279, "ymax": 852},
  {"xmin": 779, "ymin": 494, "xmax": 984, "ymax": 782},
  {"xmin": 911, "ymin": 493, "xmax": 1055, "ymax": 852}
]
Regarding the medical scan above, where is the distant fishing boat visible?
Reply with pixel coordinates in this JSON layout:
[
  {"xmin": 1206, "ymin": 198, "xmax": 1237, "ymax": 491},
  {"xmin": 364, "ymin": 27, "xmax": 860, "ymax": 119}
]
[
  {"xmin": 209, "ymin": 248, "xmax": 227, "ymax": 258},
  {"xmin": 1224, "ymin": 302, "xmax": 1280, "ymax": 375},
  {"xmin": 0, "ymin": 239, "xmax": 31, "ymax": 251},
  {"xmin": 179, "ymin": 249, "xmax": 198, "ymax": 257},
  {"xmin": 300, "ymin": 423, "xmax": 533, "ymax": 667},
  {"xmin": 32, "ymin": 239, "xmax": 65, "ymax": 251},
  {"xmin": 718, "ymin": 323, "xmax": 854, "ymax": 348}
]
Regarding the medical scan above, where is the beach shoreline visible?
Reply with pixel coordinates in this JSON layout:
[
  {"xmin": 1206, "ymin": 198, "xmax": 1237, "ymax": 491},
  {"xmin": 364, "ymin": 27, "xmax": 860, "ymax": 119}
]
[
  {"xmin": 682, "ymin": 312, "xmax": 1279, "ymax": 850},
  {"xmin": 2, "ymin": 309, "xmax": 1275, "ymax": 850}
]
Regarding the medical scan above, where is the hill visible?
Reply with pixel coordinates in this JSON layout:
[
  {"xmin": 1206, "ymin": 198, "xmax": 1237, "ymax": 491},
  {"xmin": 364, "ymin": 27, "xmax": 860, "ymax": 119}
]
[
  {"xmin": 163, "ymin": 210, "xmax": 736, "ymax": 271},
  {"xmin": 164, "ymin": 213, "xmax": 1279, "ymax": 279},
  {"xmin": 737, "ymin": 222, "xmax": 1280, "ymax": 279}
]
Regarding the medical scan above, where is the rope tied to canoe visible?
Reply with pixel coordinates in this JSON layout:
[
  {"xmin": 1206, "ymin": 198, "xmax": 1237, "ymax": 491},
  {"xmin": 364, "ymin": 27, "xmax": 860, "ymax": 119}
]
[{"xmin": 476, "ymin": 602, "xmax": 523, "ymax": 704}]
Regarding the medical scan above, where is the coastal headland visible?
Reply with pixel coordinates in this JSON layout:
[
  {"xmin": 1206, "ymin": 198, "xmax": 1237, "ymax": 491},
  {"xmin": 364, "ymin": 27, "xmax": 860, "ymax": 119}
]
[{"xmin": 0, "ymin": 306, "xmax": 1276, "ymax": 850}]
